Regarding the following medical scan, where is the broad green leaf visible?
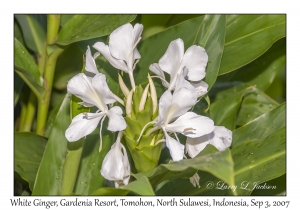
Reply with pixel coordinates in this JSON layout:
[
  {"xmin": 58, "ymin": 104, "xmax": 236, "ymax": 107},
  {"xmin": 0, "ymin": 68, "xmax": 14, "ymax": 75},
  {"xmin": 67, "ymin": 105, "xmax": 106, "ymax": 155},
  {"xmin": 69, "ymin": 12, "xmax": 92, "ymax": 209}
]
[
  {"xmin": 218, "ymin": 38, "xmax": 286, "ymax": 91},
  {"xmin": 194, "ymin": 15, "xmax": 226, "ymax": 88},
  {"xmin": 14, "ymin": 20, "xmax": 25, "ymax": 46},
  {"xmin": 137, "ymin": 15, "xmax": 226, "ymax": 92},
  {"xmin": 212, "ymin": 84, "xmax": 279, "ymax": 126},
  {"xmin": 156, "ymin": 171, "xmax": 233, "ymax": 196},
  {"xmin": 91, "ymin": 176, "xmax": 154, "ymax": 196},
  {"xmin": 134, "ymin": 146, "xmax": 234, "ymax": 189},
  {"xmin": 32, "ymin": 94, "xmax": 70, "ymax": 195},
  {"xmin": 14, "ymin": 72, "xmax": 24, "ymax": 106},
  {"xmin": 219, "ymin": 15, "xmax": 286, "ymax": 74},
  {"xmin": 251, "ymin": 174, "xmax": 286, "ymax": 196},
  {"xmin": 121, "ymin": 176, "xmax": 155, "ymax": 195},
  {"xmin": 53, "ymin": 44, "xmax": 83, "ymax": 90},
  {"xmin": 60, "ymin": 14, "xmax": 74, "ymax": 26},
  {"xmin": 141, "ymin": 14, "xmax": 202, "ymax": 39},
  {"xmin": 14, "ymin": 38, "xmax": 45, "ymax": 100},
  {"xmin": 236, "ymin": 89, "xmax": 279, "ymax": 126},
  {"xmin": 57, "ymin": 15, "xmax": 136, "ymax": 45},
  {"xmin": 14, "ymin": 132, "xmax": 47, "ymax": 191},
  {"xmin": 233, "ymin": 127, "xmax": 286, "ymax": 195},
  {"xmin": 232, "ymin": 102, "xmax": 285, "ymax": 147},
  {"xmin": 15, "ymin": 14, "xmax": 46, "ymax": 55},
  {"xmin": 209, "ymin": 89, "xmax": 244, "ymax": 130}
]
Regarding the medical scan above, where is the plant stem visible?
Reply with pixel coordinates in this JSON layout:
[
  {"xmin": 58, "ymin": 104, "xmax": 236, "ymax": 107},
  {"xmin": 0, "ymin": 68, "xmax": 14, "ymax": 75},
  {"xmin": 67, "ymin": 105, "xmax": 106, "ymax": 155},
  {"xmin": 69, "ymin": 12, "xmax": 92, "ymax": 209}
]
[
  {"xmin": 36, "ymin": 47, "xmax": 64, "ymax": 135},
  {"xmin": 18, "ymin": 102, "xmax": 27, "ymax": 131},
  {"xmin": 47, "ymin": 15, "xmax": 60, "ymax": 44},
  {"xmin": 22, "ymin": 92, "xmax": 36, "ymax": 132},
  {"xmin": 36, "ymin": 14, "xmax": 63, "ymax": 136}
]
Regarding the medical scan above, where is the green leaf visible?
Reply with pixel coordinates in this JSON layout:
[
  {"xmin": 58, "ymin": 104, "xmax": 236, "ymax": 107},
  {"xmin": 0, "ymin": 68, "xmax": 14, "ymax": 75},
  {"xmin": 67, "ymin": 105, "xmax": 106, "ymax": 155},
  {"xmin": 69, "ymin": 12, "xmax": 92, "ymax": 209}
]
[
  {"xmin": 218, "ymin": 38, "xmax": 286, "ymax": 91},
  {"xmin": 121, "ymin": 176, "xmax": 155, "ymax": 195},
  {"xmin": 14, "ymin": 72, "xmax": 24, "ymax": 106},
  {"xmin": 155, "ymin": 171, "xmax": 233, "ymax": 196},
  {"xmin": 194, "ymin": 15, "xmax": 226, "ymax": 88},
  {"xmin": 90, "ymin": 176, "xmax": 154, "ymax": 196},
  {"xmin": 32, "ymin": 94, "xmax": 70, "ymax": 195},
  {"xmin": 134, "ymin": 145, "xmax": 234, "ymax": 189},
  {"xmin": 212, "ymin": 84, "xmax": 279, "ymax": 126},
  {"xmin": 251, "ymin": 174, "xmax": 286, "ymax": 196},
  {"xmin": 141, "ymin": 14, "xmax": 202, "ymax": 39},
  {"xmin": 219, "ymin": 15, "xmax": 286, "ymax": 75},
  {"xmin": 232, "ymin": 127, "xmax": 286, "ymax": 195},
  {"xmin": 232, "ymin": 102, "xmax": 285, "ymax": 147},
  {"xmin": 53, "ymin": 44, "xmax": 83, "ymax": 90},
  {"xmin": 57, "ymin": 15, "xmax": 136, "ymax": 45},
  {"xmin": 14, "ymin": 20, "xmax": 25, "ymax": 46},
  {"xmin": 209, "ymin": 89, "xmax": 244, "ymax": 130},
  {"xmin": 14, "ymin": 38, "xmax": 45, "ymax": 100},
  {"xmin": 235, "ymin": 88, "xmax": 279, "ymax": 126},
  {"xmin": 60, "ymin": 14, "xmax": 74, "ymax": 26},
  {"xmin": 14, "ymin": 132, "xmax": 47, "ymax": 191},
  {"xmin": 15, "ymin": 14, "xmax": 46, "ymax": 55}
]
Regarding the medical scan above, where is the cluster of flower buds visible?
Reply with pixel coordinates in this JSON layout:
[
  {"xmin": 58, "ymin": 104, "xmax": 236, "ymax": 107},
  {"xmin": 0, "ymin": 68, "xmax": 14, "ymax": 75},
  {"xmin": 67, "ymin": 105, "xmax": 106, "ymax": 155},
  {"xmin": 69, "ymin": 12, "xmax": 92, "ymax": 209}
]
[{"xmin": 65, "ymin": 23, "xmax": 232, "ymax": 188}]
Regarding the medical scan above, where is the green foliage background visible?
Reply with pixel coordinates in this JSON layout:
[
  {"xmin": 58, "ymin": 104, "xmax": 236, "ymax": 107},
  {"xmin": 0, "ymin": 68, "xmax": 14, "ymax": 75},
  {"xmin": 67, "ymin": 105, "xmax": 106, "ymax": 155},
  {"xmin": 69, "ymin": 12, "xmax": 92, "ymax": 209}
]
[{"xmin": 14, "ymin": 14, "xmax": 286, "ymax": 196}]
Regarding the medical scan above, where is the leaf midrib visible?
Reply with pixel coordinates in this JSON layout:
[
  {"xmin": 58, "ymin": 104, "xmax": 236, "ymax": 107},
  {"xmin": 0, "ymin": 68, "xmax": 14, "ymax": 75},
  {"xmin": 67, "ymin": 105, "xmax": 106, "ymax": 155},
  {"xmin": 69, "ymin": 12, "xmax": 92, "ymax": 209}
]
[
  {"xmin": 234, "ymin": 150, "xmax": 285, "ymax": 176},
  {"xmin": 225, "ymin": 22, "xmax": 285, "ymax": 46}
]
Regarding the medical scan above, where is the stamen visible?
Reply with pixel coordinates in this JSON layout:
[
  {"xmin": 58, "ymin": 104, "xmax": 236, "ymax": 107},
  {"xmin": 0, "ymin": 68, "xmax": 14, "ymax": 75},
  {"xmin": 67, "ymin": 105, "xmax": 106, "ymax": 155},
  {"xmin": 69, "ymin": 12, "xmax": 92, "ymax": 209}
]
[
  {"xmin": 154, "ymin": 139, "xmax": 166, "ymax": 146},
  {"xmin": 151, "ymin": 76, "xmax": 170, "ymax": 87},
  {"xmin": 183, "ymin": 127, "xmax": 196, "ymax": 132},
  {"xmin": 136, "ymin": 121, "xmax": 156, "ymax": 143},
  {"xmin": 146, "ymin": 126, "xmax": 160, "ymax": 136},
  {"xmin": 148, "ymin": 74, "xmax": 157, "ymax": 114},
  {"xmin": 99, "ymin": 116, "xmax": 106, "ymax": 152}
]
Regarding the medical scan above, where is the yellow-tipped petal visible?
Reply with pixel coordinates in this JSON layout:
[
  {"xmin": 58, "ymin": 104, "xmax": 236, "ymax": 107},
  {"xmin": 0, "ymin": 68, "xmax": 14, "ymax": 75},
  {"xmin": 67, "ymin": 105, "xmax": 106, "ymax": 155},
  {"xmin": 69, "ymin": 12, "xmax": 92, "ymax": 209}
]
[
  {"xmin": 148, "ymin": 74, "xmax": 157, "ymax": 114},
  {"xmin": 118, "ymin": 74, "xmax": 130, "ymax": 97},
  {"xmin": 139, "ymin": 84, "xmax": 150, "ymax": 111}
]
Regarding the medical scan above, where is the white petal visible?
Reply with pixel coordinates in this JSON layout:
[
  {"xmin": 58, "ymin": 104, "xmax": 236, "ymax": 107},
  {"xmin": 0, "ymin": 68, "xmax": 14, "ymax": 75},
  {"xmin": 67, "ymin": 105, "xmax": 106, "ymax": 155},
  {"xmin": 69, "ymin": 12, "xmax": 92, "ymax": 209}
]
[
  {"xmin": 164, "ymin": 131, "xmax": 184, "ymax": 161},
  {"xmin": 92, "ymin": 73, "xmax": 116, "ymax": 105},
  {"xmin": 101, "ymin": 142, "xmax": 125, "ymax": 181},
  {"xmin": 190, "ymin": 81, "xmax": 208, "ymax": 97},
  {"xmin": 170, "ymin": 87, "xmax": 197, "ymax": 119},
  {"xmin": 174, "ymin": 66, "xmax": 197, "ymax": 92},
  {"xmin": 65, "ymin": 113, "xmax": 102, "ymax": 142},
  {"xmin": 120, "ymin": 144, "xmax": 131, "ymax": 185},
  {"xmin": 149, "ymin": 63, "xmax": 169, "ymax": 88},
  {"xmin": 85, "ymin": 46, "xmax": 99, "ymax": 77},
  {"xmin": 166, "ymin": 112, "xmax": 214, "ymax": 138},
  {"xmin": 181, "ymin": 45, "xmax": 208, "ymax": 81},
  {"xmin": 109, "ymin": 24, "xmax": 135, "ymax": 67},
  {"xmin": 208, "ymin": 126, "xmax": 232, "ymax": 151},
  {"xmin": 93, "ymin": 42, "xmax": 128, "ymax": 72},
  {"xmin": 156, "ymin": 90, "xmax": 173, "ymax": 126},
  {"xmin": 186, "ymin": 135, "xmax": 210, "ymax": 158},
  {"xmin": 107, "ymin": 106, "xmax": 126, "ymax": 132},
  {"xmin": 67, "ymin": 73, "xmax": 103, "ymax": 108},
  {"xmin": 78, "ymin": 101, "xmax": 95, "ymax": 107},
  {"xmin": 159, "ymin": 38, "xmax": 184, "ymax": 76},
  {"xmin": 132, "ymin": 23, "xmax": 143, "ymax": 60}
]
